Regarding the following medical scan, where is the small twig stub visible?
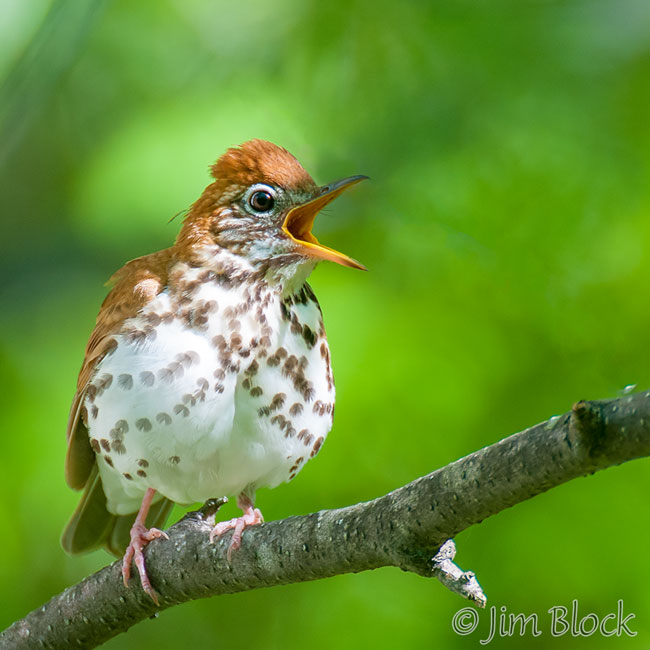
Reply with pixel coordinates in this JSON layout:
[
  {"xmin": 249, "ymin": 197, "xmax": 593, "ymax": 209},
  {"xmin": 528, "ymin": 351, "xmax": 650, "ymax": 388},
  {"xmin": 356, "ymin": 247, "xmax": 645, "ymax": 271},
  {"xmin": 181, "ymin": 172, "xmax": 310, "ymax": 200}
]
[{"xmin": 432, "ymin": 540, "xmax": 487, "ymax": 608}]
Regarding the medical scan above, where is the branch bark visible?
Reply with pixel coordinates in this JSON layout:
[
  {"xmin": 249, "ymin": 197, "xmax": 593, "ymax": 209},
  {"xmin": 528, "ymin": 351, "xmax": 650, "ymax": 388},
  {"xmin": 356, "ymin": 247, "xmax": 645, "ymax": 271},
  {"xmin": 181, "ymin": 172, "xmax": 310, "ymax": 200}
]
[{"xmin": 3, "ymin": 390, "xmax": 650, "ymax": 649}]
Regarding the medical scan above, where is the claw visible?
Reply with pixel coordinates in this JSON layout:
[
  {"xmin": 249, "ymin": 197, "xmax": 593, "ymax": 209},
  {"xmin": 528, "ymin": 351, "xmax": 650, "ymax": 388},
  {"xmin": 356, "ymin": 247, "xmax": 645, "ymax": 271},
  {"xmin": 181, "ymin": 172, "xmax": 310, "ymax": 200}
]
[
  {"xmin": 121, "ymin": 488, "xmax": 169, "ymax": 604},
  {"xmin": 209, "ymin": 493, "xmax": 263, "ymax": 560}
]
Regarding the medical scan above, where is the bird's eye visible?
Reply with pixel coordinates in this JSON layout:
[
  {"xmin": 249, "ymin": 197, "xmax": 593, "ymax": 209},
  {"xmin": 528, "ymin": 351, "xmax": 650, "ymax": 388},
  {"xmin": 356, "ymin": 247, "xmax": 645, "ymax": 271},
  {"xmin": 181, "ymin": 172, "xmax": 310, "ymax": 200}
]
[{"xmin": 249, "ymin": 190, "xmax": 275, "ymax": 213}]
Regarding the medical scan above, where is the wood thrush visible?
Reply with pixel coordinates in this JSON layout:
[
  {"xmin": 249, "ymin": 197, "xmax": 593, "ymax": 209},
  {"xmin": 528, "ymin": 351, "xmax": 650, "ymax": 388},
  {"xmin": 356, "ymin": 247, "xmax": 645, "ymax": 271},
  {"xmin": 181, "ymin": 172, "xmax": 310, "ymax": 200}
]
[{"xmin": 61, "ymin": 139, "xmax": 366, "ymax": 603}]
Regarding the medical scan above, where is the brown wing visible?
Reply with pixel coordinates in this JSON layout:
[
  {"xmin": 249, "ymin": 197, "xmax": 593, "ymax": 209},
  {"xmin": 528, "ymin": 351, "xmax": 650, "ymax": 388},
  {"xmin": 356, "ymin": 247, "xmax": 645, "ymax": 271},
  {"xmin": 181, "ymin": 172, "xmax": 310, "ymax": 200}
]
[
  {"xmin": 65, "ymin": 248, "xmax": 175, "ymax": 489},
  {"xmin": 61, "ymin": 465, "xmax": 174, "ymax": 555}
]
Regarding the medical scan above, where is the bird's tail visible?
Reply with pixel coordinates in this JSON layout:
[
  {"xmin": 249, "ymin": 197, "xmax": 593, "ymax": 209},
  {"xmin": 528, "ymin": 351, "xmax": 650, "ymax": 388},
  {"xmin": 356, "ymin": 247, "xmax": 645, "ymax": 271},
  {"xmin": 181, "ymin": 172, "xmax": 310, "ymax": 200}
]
[{"xmin": 61, "ymin": 466, "xmax": 173, "ymax": 557}]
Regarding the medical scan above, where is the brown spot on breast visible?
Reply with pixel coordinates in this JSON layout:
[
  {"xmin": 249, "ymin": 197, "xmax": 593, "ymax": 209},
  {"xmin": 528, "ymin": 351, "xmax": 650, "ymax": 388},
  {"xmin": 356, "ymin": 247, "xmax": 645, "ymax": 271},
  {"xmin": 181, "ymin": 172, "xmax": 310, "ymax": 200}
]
[
  {"xmin": 181, "ymin": 279, "xmax": 199, "ymax": 295},
  {"xmin": 295, "ymin": 287, "xmax": 309, "ymax": 305},
  {"xmin": 214, "ymin": 383, "xmax": 225, "ymax": 393},
  {"xmin": 139, "ymin": 371, "xmax": 155, "ymax": 387},
  {"xmin": 136, "ymin": 418, "xmax": 152, "ymax": 432},
  {"xmin": 242, "ymin": 378, "xmax": 251, "ymax": 390},
  {"xmin": 283, "ymin": 355, "xmax": 298, "ymax": 377},
  {"xmin": 192, "ymin": 313, "xmax": 209, "ymax": 329},
  {"xmin": 284, "ymin": 425, "xmax": 296, "ymax": 438},
  {"xmin": 100, "ymin": 438, "xmax": 110, "ymax": 452},
  {"xmin": 123, "ymin": 472, "xmax": 133, "ymax": 480},
  {"xmin": 86, "ymin": 384, "xmax": 97, "ymax": 402},
  {"xmin": 302, "ymin": 325, "xmax": 317, "ymax": 348},
  {"xmin": 97, "ymin": 373, "xmax": 113, "ymax": 391},
  {"xmin": 260, "ymin": 335, "xmax": 271, "ymax": 347},
  {"xmin": 311, "ymin": 436, "xmax": 324, "ymax": 457},
  {"xmin": 169, "ymin": 456, "xmax": 180, "ymax": 464},
  {"xmin": 230, "ymin": 333, "xmax": 243, "ymax": 348},
  {"xmin": 90, "ymin": 405, "xmax": 99, "ymax": 419},
  {"xmin": 137, "ymin": 470, "xmax": 147, "ymax": 478},
  {"xmin": 177, "ymin": 351, "xmax": 200, "ymax": 367},
  {"xmin": 156, "ymin": 412, "xmax": 172, "ymax": 425},
  {"xmin": 137, "ymin": 459, "xmax": 149, "ymax": 468},
  {"xmin": 250, "ymin": 386, "xmax": 263, "ymax": 397},
  {"xmin": 115, "ymin": 420, "xmax": 129, "ymax": 434},
  {"xmin": 90, "ymin": 439, "xmax": 100, "ymax": 453},
  {"xmin": 158, "ymin": 365, "xmax": 177, "ymax": 384},
  {"xmin": 302, "ymin": 384, "xmax": 315, "ymax": 402},
  {"xmin": 111, "ymin": 440, "xmax": 126, "ymax": 454},
  {"xmin": 174, "ymin": 404, "xmax": 190, "ymax": 417},
  {"xmin": 297, "ymin": 429, "xmax": 308, "ymax": 441},
  {"xmin": 294, "ymin": 376, "xmax": 315, "ymax": 402},
  {"xmin": 104, "ymin": 455, "xmax": 114, "ymax": 467},
  {"xmin": 270, "ymin": 393, "xmax": 286, "ymax": 410},
  {"xmin": 270, "ymin": 414, "xmax": 287, "ymax": 429},
  {"xmin": 267, "ymin": 354, "xmax": 280, "ymax": 367},
  {"xmin": 228, "ymin": 319, "xmax": 241, "ymax": 331},
  {"xmin": 258, "ymin": 406, "xmax": 271, "ymax": 417},
  {"xmin": 145, "ymin": 312, "xmax": 161, "ymax": 326},
  {"xmin": 212, "ymin": 334, "xmax": 227, "ymax": 350},
  {"xmin": 246, "ymin": 360, "xmax": 259, "ymax": 375},
  {"xmin": 289, "ymin": 402, "xmax": 303, "ymax": 416},
  {"xmin": 124, "ymin": 328, "xmax": 148, "ymax": 345}
]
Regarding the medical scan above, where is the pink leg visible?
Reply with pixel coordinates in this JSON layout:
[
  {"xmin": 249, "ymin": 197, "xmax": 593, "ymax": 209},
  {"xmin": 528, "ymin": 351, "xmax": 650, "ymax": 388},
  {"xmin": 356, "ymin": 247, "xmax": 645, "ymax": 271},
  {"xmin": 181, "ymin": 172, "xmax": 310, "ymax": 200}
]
[
  {"xmin": 209, "ymin": 493, "xmax": 264, "ymax": 561},
  {"xmin": 122, "ymin": 488, "xmax": 169, "ymax": 605}
]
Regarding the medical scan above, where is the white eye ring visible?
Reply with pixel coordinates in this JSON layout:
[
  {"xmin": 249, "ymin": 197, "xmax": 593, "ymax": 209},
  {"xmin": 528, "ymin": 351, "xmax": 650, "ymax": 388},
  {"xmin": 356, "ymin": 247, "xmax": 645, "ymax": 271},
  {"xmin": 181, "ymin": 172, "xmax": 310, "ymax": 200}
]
[{"xmin": 243, "ymin": 184, "xmax": 278, "ymax": 215}]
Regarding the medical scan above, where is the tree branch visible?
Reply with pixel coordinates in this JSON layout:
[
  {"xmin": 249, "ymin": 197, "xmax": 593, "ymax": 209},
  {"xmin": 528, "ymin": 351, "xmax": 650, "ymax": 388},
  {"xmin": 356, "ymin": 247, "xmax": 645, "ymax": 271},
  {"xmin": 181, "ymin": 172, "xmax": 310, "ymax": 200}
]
[{"xmin": 3, "ymin": 390, "xmax": 650, "ymax": 649}]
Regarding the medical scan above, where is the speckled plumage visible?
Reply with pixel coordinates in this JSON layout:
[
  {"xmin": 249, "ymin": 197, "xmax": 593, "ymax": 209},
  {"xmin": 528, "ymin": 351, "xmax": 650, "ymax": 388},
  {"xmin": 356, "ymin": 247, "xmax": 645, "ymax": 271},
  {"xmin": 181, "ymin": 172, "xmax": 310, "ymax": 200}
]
[
  {"xmin": 62, "ymin": 139, "xmax": 365, "ymax": 601},
  {"xmin": 89, "ymin": 260, "xmax": 332, "ymax": 514}
]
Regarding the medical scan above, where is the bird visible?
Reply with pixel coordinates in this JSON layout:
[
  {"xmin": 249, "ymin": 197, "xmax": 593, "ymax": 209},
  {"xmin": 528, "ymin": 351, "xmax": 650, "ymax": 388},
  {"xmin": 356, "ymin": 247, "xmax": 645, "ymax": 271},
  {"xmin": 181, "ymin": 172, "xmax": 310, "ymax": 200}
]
[{"xmin": 61, "ymin": 139, "xmax": 367, "ymax": 603}]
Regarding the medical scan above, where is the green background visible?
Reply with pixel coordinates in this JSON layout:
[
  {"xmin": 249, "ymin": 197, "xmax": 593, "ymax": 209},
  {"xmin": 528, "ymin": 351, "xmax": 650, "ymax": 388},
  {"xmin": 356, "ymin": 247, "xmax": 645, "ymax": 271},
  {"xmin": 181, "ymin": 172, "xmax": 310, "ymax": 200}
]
[{"xmin": 2, "ymin": 0, "xmax": 650, "ymax": 647}]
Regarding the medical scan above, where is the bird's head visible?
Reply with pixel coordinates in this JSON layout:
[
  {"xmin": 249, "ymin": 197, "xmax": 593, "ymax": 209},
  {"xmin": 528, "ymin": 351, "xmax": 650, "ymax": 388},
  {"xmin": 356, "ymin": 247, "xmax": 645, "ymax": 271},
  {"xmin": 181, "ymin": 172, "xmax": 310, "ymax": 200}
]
[{"xmin": 178, "ymin": 139, "xmax": 366, "ymax": 274}]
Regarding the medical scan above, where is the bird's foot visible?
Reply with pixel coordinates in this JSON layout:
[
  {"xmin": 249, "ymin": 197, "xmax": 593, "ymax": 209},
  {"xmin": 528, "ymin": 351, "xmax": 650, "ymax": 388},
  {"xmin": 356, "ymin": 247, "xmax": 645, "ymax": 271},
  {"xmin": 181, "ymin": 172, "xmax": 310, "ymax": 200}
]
[
  {"xmin": 122, "ymin": 522, "xmax": 169, "ymax": 604},
  {"xmin": 209, "ymin": 494, "xmax": 264, "ymax": 561}
]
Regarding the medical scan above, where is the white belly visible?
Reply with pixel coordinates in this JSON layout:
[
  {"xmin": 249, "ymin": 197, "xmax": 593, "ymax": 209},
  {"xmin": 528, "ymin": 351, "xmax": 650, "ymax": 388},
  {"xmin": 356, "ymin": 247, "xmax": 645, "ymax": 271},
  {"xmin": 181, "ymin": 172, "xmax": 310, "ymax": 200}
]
[{"xmin": 85, "ymin": 274, "xmax": 334, "ymax": 515}]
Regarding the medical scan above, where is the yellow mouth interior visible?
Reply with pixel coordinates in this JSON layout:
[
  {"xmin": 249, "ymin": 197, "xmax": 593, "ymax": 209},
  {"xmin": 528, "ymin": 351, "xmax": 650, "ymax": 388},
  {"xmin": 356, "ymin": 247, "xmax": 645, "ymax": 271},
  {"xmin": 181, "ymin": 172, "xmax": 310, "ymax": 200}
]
[{"xmin": 282, "ymin": 181, "xmax": 367, "ymax": 271}]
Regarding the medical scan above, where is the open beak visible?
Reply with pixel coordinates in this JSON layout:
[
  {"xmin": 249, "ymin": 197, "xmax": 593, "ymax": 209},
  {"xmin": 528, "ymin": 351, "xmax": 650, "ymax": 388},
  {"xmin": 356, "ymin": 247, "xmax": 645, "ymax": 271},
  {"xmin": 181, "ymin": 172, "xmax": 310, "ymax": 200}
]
[{"xmin": 282, "ymin": 175, "xmax": 368, "ymax": 270}]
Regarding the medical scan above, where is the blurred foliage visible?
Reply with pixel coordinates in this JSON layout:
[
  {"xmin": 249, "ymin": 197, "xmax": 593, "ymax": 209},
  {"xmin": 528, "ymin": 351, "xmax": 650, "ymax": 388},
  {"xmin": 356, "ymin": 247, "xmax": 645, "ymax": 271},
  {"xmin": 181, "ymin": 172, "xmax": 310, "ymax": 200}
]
[{"xmin": 2, "ymin": 0, "xmax": 650, "ymax": 647}]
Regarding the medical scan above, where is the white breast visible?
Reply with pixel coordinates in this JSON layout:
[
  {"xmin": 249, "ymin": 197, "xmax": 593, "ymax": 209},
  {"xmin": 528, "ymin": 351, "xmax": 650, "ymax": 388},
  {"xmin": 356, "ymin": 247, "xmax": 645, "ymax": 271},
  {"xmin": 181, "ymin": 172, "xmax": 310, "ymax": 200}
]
[{"xmin": 85, "ymin": 268, "xmax": 334, "ymax": 515}]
